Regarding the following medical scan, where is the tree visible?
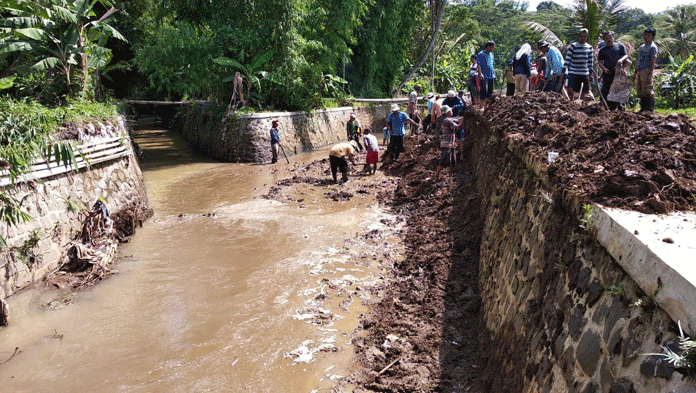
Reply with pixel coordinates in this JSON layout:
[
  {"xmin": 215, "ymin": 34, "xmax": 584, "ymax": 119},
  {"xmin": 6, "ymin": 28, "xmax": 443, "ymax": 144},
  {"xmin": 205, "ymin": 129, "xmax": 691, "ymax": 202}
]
[
  {"xmin": 393, "ymin": 0, "xmax": 448, "ymax": 95},
  {"xmin": 658, "ymin": 5, "xmax": 696, "ymax": 59},
  {"xmin": 0, "ymin": 0, "xmax": 126, "ymax": 98},
  {"xmin": 571, "ymin": 0, "xmax": 626, "ymax": 46},
  {"xmin": 536, "ymin": 1, "xmax": 562, "ymax": 12}
]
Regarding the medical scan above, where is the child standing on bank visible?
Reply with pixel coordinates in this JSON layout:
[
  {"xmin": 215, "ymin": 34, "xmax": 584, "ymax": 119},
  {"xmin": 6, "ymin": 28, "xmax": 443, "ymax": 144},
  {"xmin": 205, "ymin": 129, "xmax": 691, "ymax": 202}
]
[{"xmin": 633, "ymin": 28, "xmax": 658, "ymax": 112}]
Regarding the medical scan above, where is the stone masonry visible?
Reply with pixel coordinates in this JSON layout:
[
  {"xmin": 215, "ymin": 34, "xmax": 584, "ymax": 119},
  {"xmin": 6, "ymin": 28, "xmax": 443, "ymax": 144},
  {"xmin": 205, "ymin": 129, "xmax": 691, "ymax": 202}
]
[
  {"xmin": 465, "ymin": 114, "xmax": 695, "ymax": 392},
  {"xmin": 0, "ymin": 117, "xmax": 149, "ymax": 300},
  {"xmin": 170, "ymin": 103, "xmax": 391, "ymax": 163}
]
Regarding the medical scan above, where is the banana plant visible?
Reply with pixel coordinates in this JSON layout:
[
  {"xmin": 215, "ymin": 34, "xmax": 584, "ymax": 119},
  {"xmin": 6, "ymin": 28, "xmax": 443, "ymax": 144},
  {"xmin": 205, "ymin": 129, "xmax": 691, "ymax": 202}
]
[
  {"xmin": 0, "ymin": 0, "xmax": 126, "ymax": 97},
  {"xmin": 213, "ymin": 49, "xmax": 278, "ymax": 104}
]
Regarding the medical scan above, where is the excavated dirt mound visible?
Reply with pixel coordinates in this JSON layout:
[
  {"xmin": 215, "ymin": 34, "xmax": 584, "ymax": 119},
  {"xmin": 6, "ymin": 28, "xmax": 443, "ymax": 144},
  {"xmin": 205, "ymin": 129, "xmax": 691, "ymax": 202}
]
[{"xmin": 486, "ymin": 93, "xmax": 696, "ymax": 213}]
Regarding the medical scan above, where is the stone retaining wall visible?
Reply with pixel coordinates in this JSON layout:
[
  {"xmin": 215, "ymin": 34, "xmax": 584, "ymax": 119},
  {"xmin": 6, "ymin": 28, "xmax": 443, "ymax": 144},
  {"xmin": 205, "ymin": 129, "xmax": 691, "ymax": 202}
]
[
  {"xmin": 170, "ymin": 103, "xmax": 392, "ymax": 163},
  {"xmin": 466, "ymin": 117, "xmax": 694, "ymax": 392},
  {"xmin": 0, "ymin": 117, "xmax": 149, "ymax": 300}
]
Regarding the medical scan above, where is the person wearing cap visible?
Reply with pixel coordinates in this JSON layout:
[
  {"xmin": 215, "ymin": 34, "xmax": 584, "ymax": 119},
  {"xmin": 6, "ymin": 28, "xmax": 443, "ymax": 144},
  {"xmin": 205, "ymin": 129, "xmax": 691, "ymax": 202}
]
[
  {"xmin": 442, "ymin": 90, "xmax": 464, "ymax": 117},
  {"xmin": 476, "ymin": 40, "xmax": 496, "ymax": 109},
  {"xmin": 329, "ymin": 140, "xmax": 358, "ymax": 183},
  {"xmin": 385, "ymin": 103, "xmax": 419, "ymax": 162},
  {"xmin": 503, "ymin": 59, "xmax": 516, "ymax": 96},
  {"xmin": 346, "ymin": 111, "xmax": 363, "ymax": 152},
  {"xmin": 408, "ymin": 84, "xmax": 423, "ymax": 137},
  {"xmin": 564, "ymin": 28, "xmax": 594, "ymax": 101},
  {"xmin": 270, "ymin": 119, "xmax": 281, "ymax": 164},
  {"xmin": 598, "ymin": 31, "xmax": 628, "ymax": 110},
  {"xmin": 435, "ymin": 105, "xmax": 461, "ymax": 181},
  {"xmin": 538, "ymin": 40, "xmax": 564, "ymax": 92}
]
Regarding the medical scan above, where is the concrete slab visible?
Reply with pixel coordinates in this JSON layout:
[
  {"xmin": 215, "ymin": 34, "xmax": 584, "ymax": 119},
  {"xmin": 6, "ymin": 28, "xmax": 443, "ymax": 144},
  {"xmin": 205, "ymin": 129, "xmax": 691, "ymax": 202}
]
[{"xmin": 593, "ymin": 205, "xmax": 696, "ymax": 336}]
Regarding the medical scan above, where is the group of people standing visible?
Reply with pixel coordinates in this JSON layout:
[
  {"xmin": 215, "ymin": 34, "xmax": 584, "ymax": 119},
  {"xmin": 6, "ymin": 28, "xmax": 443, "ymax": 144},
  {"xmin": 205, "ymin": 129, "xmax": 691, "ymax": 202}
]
[
  {"xmin": 268, "ymin": 26, "xmax": 660, "ymax": 182},
  {"xmin": 496, "ymin": 27, "xmax": 658, "ymax": 113}
]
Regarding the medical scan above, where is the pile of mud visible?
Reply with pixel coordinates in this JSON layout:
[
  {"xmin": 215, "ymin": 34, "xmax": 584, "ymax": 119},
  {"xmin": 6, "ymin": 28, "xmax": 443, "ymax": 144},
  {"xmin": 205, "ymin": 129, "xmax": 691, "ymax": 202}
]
[
  {"xmin": 349, "ymin": 137, "xmax": 485, "ymax": 392},
  {"xmin": 485, "ymin": 94, "xmax": 696, "ymax": 213}
]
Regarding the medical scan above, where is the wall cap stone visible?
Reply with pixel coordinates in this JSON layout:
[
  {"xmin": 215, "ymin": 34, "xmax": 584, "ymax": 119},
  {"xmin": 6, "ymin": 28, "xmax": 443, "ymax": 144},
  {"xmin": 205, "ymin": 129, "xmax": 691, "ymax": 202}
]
[{"xmin": 592, "ymin": 206, "xmax": 696, "ymax": 336}]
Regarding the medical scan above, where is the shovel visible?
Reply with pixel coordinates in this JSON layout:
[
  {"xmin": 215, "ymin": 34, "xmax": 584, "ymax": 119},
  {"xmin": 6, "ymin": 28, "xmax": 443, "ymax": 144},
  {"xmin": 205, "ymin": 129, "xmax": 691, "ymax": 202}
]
[{"xmin": 279, "ymin": 144, "xmax": 290, "ymax": 164}]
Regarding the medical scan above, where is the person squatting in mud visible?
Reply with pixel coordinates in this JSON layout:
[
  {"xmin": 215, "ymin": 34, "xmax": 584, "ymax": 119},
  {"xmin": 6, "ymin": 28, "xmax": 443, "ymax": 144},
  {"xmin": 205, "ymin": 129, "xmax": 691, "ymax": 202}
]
[
  {"xmin": 346, "ymin": 111, "xmax": 363, "ymax": 152},
  {"xmin": 329, "ymin": 140, "xmax": 358, "ymax": 184},
  {"xmin": 385, "ymin": 103, "xmax": 419, "ymax": 162},
  {"xmin": 435, "ymin": 105, "xmax": 463, "ymax": 181},
  {"xmin": 362, "ymin": 128, "xmax": 380, "ymax": 175}
]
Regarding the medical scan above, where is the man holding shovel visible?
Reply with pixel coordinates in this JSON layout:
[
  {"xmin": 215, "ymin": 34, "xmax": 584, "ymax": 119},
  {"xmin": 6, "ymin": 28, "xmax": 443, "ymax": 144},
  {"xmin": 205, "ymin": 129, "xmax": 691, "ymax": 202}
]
[
  {"xmin": 564, "ymin": 28, "xmax": 594, "ymax": 101},
  {"xmin": 270, "ymin": 119, "xmax": 281, "ymax": 164}
]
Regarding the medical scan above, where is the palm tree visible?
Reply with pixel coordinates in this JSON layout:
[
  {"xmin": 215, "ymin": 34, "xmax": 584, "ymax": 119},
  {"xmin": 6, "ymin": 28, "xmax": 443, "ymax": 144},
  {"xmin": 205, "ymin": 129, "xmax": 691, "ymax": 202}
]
[
  {"xmin": 525, "ymin": 0, "xmax": 626, "ymax": 49},
  {"xmin": 658, "ymin": 5, "xmax": 696, "ymax": 59}
]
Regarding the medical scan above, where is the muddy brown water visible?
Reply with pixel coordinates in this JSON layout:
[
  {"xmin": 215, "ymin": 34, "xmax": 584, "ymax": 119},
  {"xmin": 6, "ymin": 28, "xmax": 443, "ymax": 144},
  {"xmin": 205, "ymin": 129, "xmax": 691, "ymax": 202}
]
[{"xmin": 0, "ymin": 120, "xmax": 401, "ymax": 392}]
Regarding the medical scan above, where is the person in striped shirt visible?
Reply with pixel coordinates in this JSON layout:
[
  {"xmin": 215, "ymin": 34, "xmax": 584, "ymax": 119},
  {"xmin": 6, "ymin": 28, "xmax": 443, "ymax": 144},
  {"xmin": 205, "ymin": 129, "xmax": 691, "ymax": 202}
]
[{"xmin": 564, "ymin": 28, "xmax": 594, "ymax": 101}]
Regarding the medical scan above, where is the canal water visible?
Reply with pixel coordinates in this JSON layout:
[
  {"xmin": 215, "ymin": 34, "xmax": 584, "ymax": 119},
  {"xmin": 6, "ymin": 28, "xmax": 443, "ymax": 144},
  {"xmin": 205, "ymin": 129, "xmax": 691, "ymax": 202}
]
[{"xmin": 0, "ymin": 120, "xmax": 402, "ymax": 392}]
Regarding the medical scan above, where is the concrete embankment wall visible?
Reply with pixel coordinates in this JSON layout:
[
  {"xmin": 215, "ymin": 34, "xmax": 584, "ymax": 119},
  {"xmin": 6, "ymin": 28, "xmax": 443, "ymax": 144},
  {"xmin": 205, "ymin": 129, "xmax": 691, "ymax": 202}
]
[
  {"xmin": 170, "ymin": 103, "xmax": 392, "ymax": 163},
  {"xmin": 466, "ymin": 117, "xmax": 694, "ymax": 391},
  {"xmin": 0, "ymin": 117, "xmax": 149, "ymax": 300}
]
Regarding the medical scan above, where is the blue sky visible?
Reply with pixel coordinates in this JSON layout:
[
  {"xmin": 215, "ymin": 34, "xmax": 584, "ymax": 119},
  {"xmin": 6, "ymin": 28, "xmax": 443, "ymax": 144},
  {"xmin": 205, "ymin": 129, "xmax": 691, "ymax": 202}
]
[{"xmin": 526, "ymin": 0, "xmax": 693, "ymax": 14}]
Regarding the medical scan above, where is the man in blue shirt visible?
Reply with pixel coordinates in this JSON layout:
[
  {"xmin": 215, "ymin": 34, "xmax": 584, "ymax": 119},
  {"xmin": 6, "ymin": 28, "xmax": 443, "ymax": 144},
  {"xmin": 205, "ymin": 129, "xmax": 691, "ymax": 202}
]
[
  {"xmin": 385, "ymin": 103, "xmax": 419, "ymax": 162},
  {"xmin": 538, "ymin": 41, "xmax": 564, "ymax": 92},
  {"xmin": 476, "ymin": 40, "xmax": 496, "ymax": 110}
]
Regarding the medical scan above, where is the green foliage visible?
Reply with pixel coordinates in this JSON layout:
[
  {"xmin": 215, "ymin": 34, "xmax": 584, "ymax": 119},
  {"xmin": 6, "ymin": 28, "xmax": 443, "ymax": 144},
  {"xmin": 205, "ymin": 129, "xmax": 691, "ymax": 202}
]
[
  {"xmin": 646, "ymin": 321, "xmax": 696, "ymax": 375},
  {"xmin": 0, "ymin": 0, "xmax": 127, "ymax": 100},
  {"xmin": 349, "ymin": 0, "xmax": 422, "ymax": 97},
  {"xmin": 658, "ymin": 54, "xmax": 696, "ymax": 109},
  {"xmin": 133, "ymin": 23, "xmax": 223, "ymax": 100},
  {"xmin": 657, "ymin": 5, "xmax": 696, "ymax": 59},
  {"xmin": 214, "ymin": 49, "xmax": 277, "ymax": 104},
  {"xmin": 579, "ymin": 203, "xmax": 594, "ymax": 229},
  {"xmin": 0, "ymin": 97, "xmax": 119, "ymax": 248}
]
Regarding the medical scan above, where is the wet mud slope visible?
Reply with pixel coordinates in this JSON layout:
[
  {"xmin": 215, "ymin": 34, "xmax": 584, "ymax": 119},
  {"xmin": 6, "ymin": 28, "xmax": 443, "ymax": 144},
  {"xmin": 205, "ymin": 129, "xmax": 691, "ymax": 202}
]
[{"xmin": 350, "ymin": 138, "xmax": 485, "ymax": 392}]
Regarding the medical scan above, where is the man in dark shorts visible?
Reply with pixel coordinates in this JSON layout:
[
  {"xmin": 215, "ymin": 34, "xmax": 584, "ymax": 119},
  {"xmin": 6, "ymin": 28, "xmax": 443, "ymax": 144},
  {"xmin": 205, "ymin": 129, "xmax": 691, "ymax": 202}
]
[
  {"xmin": 329, "ymin": 141, "xmax": 358, "ymax": 183},
  {"xmin": 564, "ymin": 28, "xmax": 594, "ymax": 101},
  {"xmin": 385, "ymin": 103, "xmax": 419, "ymax": 162}
]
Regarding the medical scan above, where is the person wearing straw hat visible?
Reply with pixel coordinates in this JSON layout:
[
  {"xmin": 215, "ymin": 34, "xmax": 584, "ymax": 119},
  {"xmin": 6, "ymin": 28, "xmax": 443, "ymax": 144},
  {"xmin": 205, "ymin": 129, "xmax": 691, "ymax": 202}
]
[
  {"xmin": 435, "ymin": 105, "xmax": 461, "ymax": 181},
  {"xmin": 385, "ymin": 103, "xmax": 419, "ymax": 162}
]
